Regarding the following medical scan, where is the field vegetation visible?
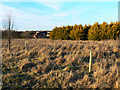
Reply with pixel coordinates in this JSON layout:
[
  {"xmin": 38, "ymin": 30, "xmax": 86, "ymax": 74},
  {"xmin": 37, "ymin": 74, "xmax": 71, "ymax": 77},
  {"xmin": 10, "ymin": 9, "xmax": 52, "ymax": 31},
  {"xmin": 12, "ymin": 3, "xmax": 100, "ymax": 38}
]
[{"xmin": 2, "ymin": 39, "xmax": 120, "ymax": 89}]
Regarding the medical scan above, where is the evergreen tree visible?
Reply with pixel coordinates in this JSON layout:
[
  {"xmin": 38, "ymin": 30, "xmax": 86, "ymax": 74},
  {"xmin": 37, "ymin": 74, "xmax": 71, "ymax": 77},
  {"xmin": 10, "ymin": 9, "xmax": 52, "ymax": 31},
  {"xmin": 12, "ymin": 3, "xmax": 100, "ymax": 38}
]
[
  {"xmin": 114, "ymin": 21, "xmax": 120, "ymax": 39},
  {"xmin": 49, "ymin": 26, "xmax": 58, "ymax": 39},
  {"xmin": 88, "ymin": 22, "xmax": 101, "ymax": 40},
  {"xmin": 64, "ymin": 25, "xmax": 73, "ymax": 39},
  {"xmin": 74, "ymin": 24, "xmax": 84, "ymax": 40},
  {"xmin": 83, "ymin": 24, "xmax": 91, "ymax": 40},
  {"xmin": 107, "ymin": 21, "xmax": 120, "ymax": 39},
  {"xmin": 107, "ymin": 22, "xmax": 115, "ymax": 39},
  {"xmin": 69, "ymin": 24, "xmax": 77, "ymax": 40},
  {"xmin": 99, "ymin": 22, "xmax": 108, "ymax": 40}
]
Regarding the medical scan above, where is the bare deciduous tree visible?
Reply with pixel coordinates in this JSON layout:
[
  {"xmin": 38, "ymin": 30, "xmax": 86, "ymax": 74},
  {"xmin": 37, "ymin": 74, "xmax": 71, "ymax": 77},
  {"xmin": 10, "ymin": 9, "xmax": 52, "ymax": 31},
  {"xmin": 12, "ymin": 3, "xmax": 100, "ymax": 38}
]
[{"xmin": 2, "ymin": 13, "xmax": 14, "ymax": 52}]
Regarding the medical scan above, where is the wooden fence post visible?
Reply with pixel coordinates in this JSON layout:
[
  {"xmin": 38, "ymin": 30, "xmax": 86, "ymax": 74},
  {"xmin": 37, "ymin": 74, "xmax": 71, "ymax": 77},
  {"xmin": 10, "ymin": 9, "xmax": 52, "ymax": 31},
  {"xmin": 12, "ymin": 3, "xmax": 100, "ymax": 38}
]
[
  {"xmin": 25, "ymin": 41, "xmax": 27, "ymax": 51},
  {"xmin": 116, "ymin": 59, "xmax": 120, "ymax": 88},
  {"xmin": 7, "ymin": 37, "xmax": 11, "ymax": 52},
  {"xmin": 89, "ymin": 50, "xmax": 92, "ymax": 73}
]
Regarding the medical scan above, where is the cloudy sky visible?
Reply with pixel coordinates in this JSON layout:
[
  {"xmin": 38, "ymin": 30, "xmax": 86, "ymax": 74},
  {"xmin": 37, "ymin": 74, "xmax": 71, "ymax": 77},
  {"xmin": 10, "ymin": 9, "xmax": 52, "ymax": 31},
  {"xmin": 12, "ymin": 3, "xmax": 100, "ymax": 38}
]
[{"xmin": 0, "ymin": 0, "xmax": 119, "ymax": 31}]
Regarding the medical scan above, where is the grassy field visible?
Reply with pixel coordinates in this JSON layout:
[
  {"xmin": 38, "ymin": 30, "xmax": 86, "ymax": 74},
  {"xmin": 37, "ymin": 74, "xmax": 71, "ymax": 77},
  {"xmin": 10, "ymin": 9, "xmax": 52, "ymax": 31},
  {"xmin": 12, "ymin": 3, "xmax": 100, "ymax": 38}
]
[{"xmin": 2, "ymin": 39, "xmax": 120, "ymax": 89}]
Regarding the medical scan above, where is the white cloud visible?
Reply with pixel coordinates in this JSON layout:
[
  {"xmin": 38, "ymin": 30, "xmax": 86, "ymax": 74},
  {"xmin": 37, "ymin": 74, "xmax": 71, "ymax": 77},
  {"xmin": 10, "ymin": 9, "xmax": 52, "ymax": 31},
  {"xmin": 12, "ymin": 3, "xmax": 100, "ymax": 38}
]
[
  {"xmin": 0, "ymin": 2, "xmax": 95, "ymax": 30},
  {"xmin": 0, "ymin": 3, "xmax": 19, "ymax": 17},
  {"xmin": 55, "ymin": 11, "xmax": 79, "ymax": 17},
  {"xmin": 0, "ymin": 1, "xmax": 117, "ymax": 30},
  {"xmin": 0, "ymin": 3, "xmax": 63, "ymax": 30},
  {"xmin": 54, "ymin": 5, "xmax": 93, "ymax": 17},
  {"xmin": 0, "ymin": 3, "xmax": 22, "ymax": 30},
  {"xmin": 57, "ymin": 13, "xmax": 70, "ymax": 17},
  {"xmin": 38, "ymin": 2, "xmax": 62, "ymax": 10},
  {"xmin": 28, "ymin": 8, "xmax": 42, "ymax": 14}
]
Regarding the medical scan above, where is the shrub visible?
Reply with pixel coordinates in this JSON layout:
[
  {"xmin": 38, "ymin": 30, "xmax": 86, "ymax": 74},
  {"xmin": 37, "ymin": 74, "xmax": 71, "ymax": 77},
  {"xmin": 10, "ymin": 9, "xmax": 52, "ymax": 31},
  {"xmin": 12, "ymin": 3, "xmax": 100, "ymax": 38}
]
[
  {"xmin": 2, "ymin": 30, "xmax": 22, "ymax": 39},
  {"xmin": 20, "ymin": 31, "xmax": 36, "ymax": 38}
]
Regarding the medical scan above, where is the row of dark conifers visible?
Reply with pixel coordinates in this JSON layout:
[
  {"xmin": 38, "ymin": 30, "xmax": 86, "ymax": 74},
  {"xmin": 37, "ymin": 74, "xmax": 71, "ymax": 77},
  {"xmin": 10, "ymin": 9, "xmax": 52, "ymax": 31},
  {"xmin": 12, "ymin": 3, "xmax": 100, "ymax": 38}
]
[{"xmin": 2, "ymin": 30, "xmax": 52, "ymax": 39}]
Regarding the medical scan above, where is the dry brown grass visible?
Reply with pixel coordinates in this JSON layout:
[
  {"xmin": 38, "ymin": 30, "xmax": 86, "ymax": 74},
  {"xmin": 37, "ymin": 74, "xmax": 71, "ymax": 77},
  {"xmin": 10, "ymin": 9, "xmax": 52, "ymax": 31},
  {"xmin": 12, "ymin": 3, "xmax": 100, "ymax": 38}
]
[{"xmin": 2, "ymin": 39, "xmax": 120, "ymax": 89}]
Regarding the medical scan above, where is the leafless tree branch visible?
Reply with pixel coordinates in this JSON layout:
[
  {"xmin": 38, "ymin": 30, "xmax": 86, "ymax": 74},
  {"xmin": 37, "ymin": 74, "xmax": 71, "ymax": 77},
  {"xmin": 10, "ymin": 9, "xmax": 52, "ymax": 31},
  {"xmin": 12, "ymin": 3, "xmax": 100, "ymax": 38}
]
[{"xmin": 2, "ymin": 12, "xmax": 14, "ymax": 52}]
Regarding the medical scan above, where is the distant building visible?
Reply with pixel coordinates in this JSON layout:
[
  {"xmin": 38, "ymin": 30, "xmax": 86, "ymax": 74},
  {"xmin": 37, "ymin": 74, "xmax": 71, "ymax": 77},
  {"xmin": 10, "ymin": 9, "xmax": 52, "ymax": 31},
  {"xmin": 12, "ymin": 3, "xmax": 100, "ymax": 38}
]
[
  {"xmin": 46, "ymin": 31, "xmax": 52, "ymax": 37},
  {"xmin": 33, "ymin": 31, "xmax": 52, "ymax": 38}
]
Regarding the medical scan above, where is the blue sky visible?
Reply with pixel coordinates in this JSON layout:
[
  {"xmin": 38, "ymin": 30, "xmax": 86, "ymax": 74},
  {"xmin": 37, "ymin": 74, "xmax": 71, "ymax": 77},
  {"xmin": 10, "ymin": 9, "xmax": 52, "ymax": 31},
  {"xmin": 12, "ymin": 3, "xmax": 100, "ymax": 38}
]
[{"xmin": 0, "ymin": 1, "xmax": 118, "ymax": 31}]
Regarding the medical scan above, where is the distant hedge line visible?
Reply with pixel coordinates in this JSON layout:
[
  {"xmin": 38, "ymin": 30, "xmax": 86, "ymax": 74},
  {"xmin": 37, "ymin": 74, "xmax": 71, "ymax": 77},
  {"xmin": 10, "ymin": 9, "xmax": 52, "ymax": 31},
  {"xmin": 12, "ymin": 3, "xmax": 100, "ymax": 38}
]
[
  {"xmin": 2, "ymin": 30, "xmax": 36, "ymax": 39},
  {"xmin": 49, "ymin": 22, "xmax": 120, "ymax": 40}
]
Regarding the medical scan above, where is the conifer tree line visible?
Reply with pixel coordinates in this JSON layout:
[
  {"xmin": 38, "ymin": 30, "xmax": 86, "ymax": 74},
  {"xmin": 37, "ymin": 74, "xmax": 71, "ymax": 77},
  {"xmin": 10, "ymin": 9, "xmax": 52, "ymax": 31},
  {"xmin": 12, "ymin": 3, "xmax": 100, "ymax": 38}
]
[{"xmin": 49, "ymin": 21, "xmax": 120, "ymax": 40}]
